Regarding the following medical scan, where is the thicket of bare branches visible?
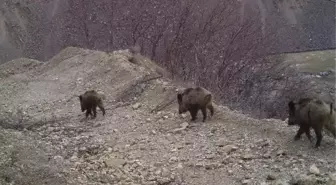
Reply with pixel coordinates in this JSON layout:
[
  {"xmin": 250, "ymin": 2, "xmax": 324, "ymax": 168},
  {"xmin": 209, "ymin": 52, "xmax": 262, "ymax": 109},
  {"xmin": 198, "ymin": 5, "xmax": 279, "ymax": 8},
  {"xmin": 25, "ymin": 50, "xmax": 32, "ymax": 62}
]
[
  {"xmin": 68, "ymin": 0, "xmax": 270, "ymax": 96},
  {"xmin": 44, "ymin": 0, "xmax": 292, "ymax": 118},
  {"xmin": 21, "ymin": 0, "xmax": 333, "ymax": 119}
]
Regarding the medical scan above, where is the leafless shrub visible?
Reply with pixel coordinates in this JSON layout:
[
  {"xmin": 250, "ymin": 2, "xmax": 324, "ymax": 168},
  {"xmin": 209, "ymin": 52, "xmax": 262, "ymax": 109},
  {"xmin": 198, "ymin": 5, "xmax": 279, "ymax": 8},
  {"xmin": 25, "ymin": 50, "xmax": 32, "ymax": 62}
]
[{"xmin": 231, "ymin": 57, "xmax": 335, "ymax": 119}]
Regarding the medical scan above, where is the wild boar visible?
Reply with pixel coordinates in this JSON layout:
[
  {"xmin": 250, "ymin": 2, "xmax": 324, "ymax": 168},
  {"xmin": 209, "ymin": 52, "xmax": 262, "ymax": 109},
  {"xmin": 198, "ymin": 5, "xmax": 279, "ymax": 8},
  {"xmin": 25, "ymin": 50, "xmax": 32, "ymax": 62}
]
[
  {"xmin": 177, "ymin": 87, "xmax": 214, "ymax": 122},
  {"xmin": 79, "ymin": 90, "xmax": 106, "ymax": 119},
  {"xmin": 288, "ymin": 98, "xmax": 335, "ymax": 148}
]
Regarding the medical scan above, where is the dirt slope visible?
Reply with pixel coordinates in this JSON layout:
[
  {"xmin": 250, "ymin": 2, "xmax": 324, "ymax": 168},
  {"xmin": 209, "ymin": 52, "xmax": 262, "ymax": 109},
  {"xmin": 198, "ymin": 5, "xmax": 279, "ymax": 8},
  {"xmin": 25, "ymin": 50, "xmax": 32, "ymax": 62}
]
[{"xmin": 0, "ymin": 47, "xmax": 335, "ymax": 185}]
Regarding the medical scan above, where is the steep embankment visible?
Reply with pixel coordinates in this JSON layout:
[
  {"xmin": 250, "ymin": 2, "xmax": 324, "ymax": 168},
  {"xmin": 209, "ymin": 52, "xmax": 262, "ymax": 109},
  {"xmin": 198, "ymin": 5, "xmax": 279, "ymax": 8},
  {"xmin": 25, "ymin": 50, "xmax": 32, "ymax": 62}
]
[{"xmin": 0, "ymin": 47, "xmax": 335, "ymax": 185}]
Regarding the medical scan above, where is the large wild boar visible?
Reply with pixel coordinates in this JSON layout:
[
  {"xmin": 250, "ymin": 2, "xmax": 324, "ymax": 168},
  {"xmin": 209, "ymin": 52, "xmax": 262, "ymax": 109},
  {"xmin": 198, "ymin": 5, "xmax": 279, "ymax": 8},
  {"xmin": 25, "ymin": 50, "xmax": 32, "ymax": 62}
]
[
  {"xmin": 177, "ymin": 87, "xmax": 214, "ymax": 122},
  {"xmin": 79, "ymin": 90, "xmax": 106, "ymax": 119},
  {"xmin": 288, "ymin": 98, "xmax": 335, "ymax": 148}
]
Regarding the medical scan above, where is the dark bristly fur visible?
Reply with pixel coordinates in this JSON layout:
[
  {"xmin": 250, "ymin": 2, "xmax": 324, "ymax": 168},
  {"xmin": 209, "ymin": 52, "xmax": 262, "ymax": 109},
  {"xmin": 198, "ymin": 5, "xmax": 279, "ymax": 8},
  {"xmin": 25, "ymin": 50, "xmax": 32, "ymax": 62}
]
[
  {"xmin": 79, "ymin": 90, "xmax": 106, "ymax": 119},
  {"xmin": 177, "ymin": 87, "xmax": 214, "ymax": 122},
  {"xmin": 297, "ymin": 98, "xmax": 313, "ymax": 106},
  {"xmin": 288, "ymin": 98, "xmax": 336, "ymax": 148}
]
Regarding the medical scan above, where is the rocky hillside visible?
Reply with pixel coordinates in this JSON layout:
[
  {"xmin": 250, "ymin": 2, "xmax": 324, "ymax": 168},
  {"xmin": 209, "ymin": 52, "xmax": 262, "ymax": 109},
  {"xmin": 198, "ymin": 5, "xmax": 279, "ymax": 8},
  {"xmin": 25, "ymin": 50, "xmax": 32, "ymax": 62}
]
[{"xmin": 0, "ymin": 47, "xmax": 335, "ymax": 185}]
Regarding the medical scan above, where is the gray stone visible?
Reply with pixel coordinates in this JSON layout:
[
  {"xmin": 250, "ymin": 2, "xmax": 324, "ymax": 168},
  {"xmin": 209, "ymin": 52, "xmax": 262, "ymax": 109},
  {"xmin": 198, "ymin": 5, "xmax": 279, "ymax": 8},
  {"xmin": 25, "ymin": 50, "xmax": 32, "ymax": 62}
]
[
  {"xmin": 291, "ymin": 174, "xmax": 318, "ymax": 185},
  {"xmin": 222, "ymin": 145, "xmax": 238, "ymax": 154},
  {"xmin": 242, "ymin": 154, "xmax": 253, "ymax": 160},
  {"xmin": 327, "ymin": 173, "xmax": 336, "ymax": 185},
  {"xmin": 242, "ymin": 179, "xmax": 251, "ymax": 185},
  {"xmin": 181, "ymin": 113, "xmax": 188, "ymax": 118},
  {"xmin": 273, "ymin": 179, "xmax": 290, "ymax": 185},
  {"xmin": 104, "ymin": 158, "xmax": 126, "ymax": 168},
  {"xmin": 132, "ymin": 103, "xmax": 141, "ymax": 110},
  {"xmin": 169, "ymin": 156, "xmax": 178, "ymax": 163},
  {"xmin": 267, "ymin": 174, "xmax": 277, "ymax": 181},
  {"xmin": 181, "ymin": 122, "xmax": 189, "ymax": 129},
  {"xmin": 172, "ymin": 122, "xmax": 189, "ymax": 133},
  {"xmin": 276, "ymin": 150, "xmax": 286, "ymax": 156},
  {"xmin": 309, "ymin": 164, "xmax": 320, "ymax": 175}
]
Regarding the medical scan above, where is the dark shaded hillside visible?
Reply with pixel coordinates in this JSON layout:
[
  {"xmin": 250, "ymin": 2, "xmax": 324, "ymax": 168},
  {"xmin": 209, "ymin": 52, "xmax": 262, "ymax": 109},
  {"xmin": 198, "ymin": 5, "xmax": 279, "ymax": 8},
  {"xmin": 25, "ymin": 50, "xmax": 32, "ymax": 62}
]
[
  {"xmin": 298, "ymin": 0, "xmax": 335, "ymax": 51},
  {"xmin": 241, "ymin": 0, "xmax": 336, "ymax": 54}
]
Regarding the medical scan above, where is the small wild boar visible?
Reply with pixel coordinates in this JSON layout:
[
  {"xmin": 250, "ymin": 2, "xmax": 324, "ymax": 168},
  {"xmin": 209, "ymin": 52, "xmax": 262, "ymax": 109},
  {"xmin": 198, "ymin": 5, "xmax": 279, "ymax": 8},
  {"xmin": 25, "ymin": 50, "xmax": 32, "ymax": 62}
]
[
  {"xmin": 79, "ymin": 90, "xmax": 106, "ymax": 119},
  {"xmin": 288, "ymin": 98, "xmax": 335, "ymax": 148},
  {"xmin": 177, "ymin": 87, "xmax": 214, "ymax": 122}
]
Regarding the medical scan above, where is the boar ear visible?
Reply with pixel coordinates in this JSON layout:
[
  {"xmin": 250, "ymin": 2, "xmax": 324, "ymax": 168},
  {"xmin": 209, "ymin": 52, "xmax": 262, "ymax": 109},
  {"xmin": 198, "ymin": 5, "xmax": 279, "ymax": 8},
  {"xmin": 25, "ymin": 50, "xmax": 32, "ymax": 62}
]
[
  {"xmin": 288, "ymin": 101, "xmax": 295, "ymax": 111},
  {"xmin": 177, "ymin": 93, "xmax": 182, "ymax": 102},
  {"xmin": 204, "ymin": 94, "xmax": 212, "ymax": 103}
]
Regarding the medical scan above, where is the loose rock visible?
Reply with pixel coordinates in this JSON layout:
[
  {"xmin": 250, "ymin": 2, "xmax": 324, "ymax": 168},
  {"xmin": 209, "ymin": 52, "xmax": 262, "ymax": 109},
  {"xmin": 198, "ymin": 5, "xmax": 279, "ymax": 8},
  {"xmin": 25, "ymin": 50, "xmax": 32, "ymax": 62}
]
[
  {"xmin": 277, "ymin": 150, "xmax": 286, "ymax": 156},
  {"xmin": 267, "ymin": 174, "xmax": 277, "ymax": 181},
  {"xmin": 242, "ymin": 154, "xmax": 253, "ymax": 160},
  {"xmin": 222, "ymin": 145, "xmax": 238, "ymax": 154},
  {"xmin": 242, "ymin": 179, "xmax": 251, "ymax": 185},
  {"xmin": 273, "ymin": 179, "xmax": 290, "ymax": 185},
  {"xmin": 291, "ymin": 174, "xmax": 319, "ymax": 185},
  {"xmin": 309, "ymin": 164, "xmax": 320, "ymax": 175},
  {"xmin": 132, "ymin": 103, "xmax": 141, "ymax": 110},
  {"xmin": 172, "ymin": 122, "xmax": 189, "ymax": 133},
  {"xmin": 104, "ymin": 158, "xmax": 126, "ymax": 168},
  {"xmin": 327, "ymin": 172, "xmax": 336, "ymax": 185}
]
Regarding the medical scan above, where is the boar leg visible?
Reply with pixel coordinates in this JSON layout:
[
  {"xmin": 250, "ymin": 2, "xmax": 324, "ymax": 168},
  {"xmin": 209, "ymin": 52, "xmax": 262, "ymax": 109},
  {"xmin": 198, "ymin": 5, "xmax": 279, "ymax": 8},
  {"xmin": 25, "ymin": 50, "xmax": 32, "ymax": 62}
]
[
  {"xmin": 304, "ymin": 126, "xmax": 313, "ymax": 142},
  {"xmin": 93, "ymin": 106, "xmax": 97, "ymax": 119},
  {"xmin": 312, "ymin": 124, "xmax": 323, "ymax": 148},
  {"xmin": 201, "ymin": 107, "xmax": 207, "ymax": 122},
  {"xmin": 98, "ymin": 102, "xmax": 106, "ymax": 116},
  {"xmin": 208, "ymin": 104, "xmax": 214, "ymax": 116},
  {"xmin": 189, "ymin": 106, "xmax": 198, "ymax": 121},
  {"xmin": 294, "ymin": 125, "xmax": 306, "ymax": 141},
  {"xmin": 86, "ymin": 108, "xmax": 92, "ymax": 119}
]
